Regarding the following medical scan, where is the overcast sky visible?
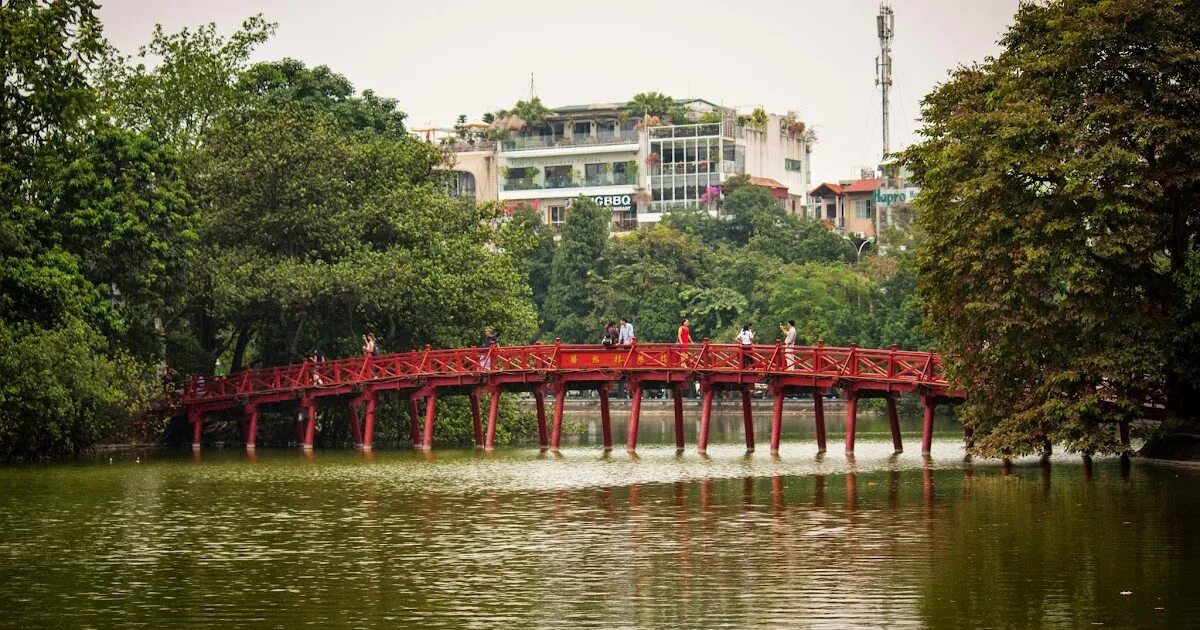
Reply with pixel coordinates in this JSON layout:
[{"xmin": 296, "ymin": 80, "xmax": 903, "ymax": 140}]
[{"xmin": 97, "ymin": 0, "xmax": 1022, "ymax": 186}]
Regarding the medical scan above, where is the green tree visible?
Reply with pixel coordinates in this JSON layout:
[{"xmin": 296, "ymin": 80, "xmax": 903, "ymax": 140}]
[
  {"xmin": 627, "ymin": 91, "xmax": 674, "ymax": 117},
  {"xmin": 764, "ymin": 263, "xmax": 871, "ymax": 346},
  {"xmin": 498, "ymin": 206, "xmax": 556, "ymax": 332},
  {"xmin": 94, "ymin": 15, "xmax": 276, "ymax": 152},
  {"xmin": 544, "ymin": 198, "xmax": 609, "ymax": 342},
  {"xmin": 903, "ymin": 0, "xmax": 1200, "ymax": 457}
]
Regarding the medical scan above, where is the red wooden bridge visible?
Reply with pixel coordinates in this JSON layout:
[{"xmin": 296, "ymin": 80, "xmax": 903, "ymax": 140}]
[{"xmin": 181, "ymin": 340, "xmax": 965, "ymax": 455}]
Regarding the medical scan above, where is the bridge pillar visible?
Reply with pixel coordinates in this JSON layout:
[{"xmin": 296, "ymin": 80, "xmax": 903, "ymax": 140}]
[
  {"xmin": 887, "ymin": 396, "xmax": 903, "ymax": 453},
  {"xmin": 844, "ymin": 391, "xmax": 858, "ymax": 454},
  {"xmin": 697, "ymin": 386, "xmax": 715, "ymax": 454},
  {"xmin": 533, "ymin": 386, "xmax": 548, "ymax": 450},
  {"xmin": 485, "ymin": 388, "xmax": 501, "ymax": 450},
  {"xmin": 964, "ymin": 425, "xmax": 974, "ymax": 450},
  {"xmin": 361, "ymin": 392, "xmax": 377, "ymax": 450},
  {"xmin": 813, "ymin": 391, "xmax": 827, "ymax": 453},
  {"xmin": 407, "ymin": 396, "xmax": 420, "ymax": 445},
  {"xmin": 1119, "ymin": 419, "xmax": 1131, "ymax": 453},
  {"xmin": 741, "ymin": 387, "xmax": 755, "ymax": 452},
  {"xmin": 770, "ymin": 384, "xmax": 785, "ymax": 454},
  {"xmin": 469, "ymin": 390, "xmax": 483, "ymax": 448},
  {"xmin": 550, "ymin": 386, "xmax": 566, "ymax": 452},
  {"xmin": 921, "ymin": 396, "xmax": 935, "ymax": 455},
  {"xmin": 598, "ymin": 385, "xmax": 613, "ymax": 450},
  {"xmin": 626, "ymin": 382, "xmax": 643, "ymax": 452},
  {"xmin": 245, "ymin": 404, "xmax": 260, "ymax": 450},
  {"xmin": 346, "ymin": 399, "xmax": 362, "ymax": 448},
  {"xmin": 421, "ymin": 391, "xmax": 438, "ymax": 450},
  {"xmin": 672, "ymin": 383, "xmax": 686, "ymax": 451},
  {"xmin": 301, "ymin": 397, "xmax": 317, "ymax": 450},
  {"xmin": 189, "ymin": 408, "xmax": 203, "ymax": 450}
]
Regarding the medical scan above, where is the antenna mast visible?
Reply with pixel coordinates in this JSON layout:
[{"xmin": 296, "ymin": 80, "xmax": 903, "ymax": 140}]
[{"xmin": 875, "ymin": 2, "xmax": 894, "ymax": 160}]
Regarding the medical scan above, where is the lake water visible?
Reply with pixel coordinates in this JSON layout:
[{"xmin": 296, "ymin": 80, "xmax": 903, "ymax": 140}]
[{"xmin": 0, "ymin": 407, "xmax": 1197, "ymax": 628}]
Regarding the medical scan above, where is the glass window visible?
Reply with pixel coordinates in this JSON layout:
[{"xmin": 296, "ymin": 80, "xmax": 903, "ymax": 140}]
[
  {"xmin": 550, "ymin": 206, "xmax": 566, "ymax": 225},
  {"xmin": 448, "ymin": 171, "xmax": 476, "ymax": 198},
  {"xmin": 785, "ymin": 158, "xmax": 804, "ymax": 171},
  {"xmin": 854, "ymin": 199, "xmax": 874, "ymax": 219},
  {"xmin": 597, "ymin": 120, "xmax": 616, "ymax": 138},
  {"xmin": 545, "ymin": 165, "xmax": 573, "ymax": 188}
]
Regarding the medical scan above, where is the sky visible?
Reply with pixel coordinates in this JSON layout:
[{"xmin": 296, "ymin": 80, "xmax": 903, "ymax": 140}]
[{"xmin": 97, "ymin": 0, "xmax": 1023, "ymax": 186}]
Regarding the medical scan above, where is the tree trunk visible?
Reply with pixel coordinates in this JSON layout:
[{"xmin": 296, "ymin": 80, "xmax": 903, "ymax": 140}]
[{"xmin": 231, "ymin": 326, "xmax": 252, "ymax": 373}]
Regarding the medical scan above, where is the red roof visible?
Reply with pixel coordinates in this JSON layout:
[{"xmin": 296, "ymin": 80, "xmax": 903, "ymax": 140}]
[
  {"xmin": 809, "ymin": 182, "xmax": 843, "ymax": 196},
  {"xmin": 841, "ymin": 178, "xmax": 883, "ymax": 194},
  {"xmin": 747, "ymin": 176, "xmax": 787, "ymax": 189}
]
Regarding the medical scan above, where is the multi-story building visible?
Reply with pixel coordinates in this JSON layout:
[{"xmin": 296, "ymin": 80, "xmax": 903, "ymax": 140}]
[
  {"xmin": 807, "ymin": 165, "xmax": 920, "ymax": 239},
  {"xmin": 432, "ymin": 99, "xmax": 815, "ymax": 233}
]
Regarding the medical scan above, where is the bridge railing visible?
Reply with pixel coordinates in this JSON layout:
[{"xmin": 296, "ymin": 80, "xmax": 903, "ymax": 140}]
[{"xmin": 181, "ymin": 341, "xmax": 948, "ymax": 405}]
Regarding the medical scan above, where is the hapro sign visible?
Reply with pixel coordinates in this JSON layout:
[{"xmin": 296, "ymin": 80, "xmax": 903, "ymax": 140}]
[{"xmin": 873, "ymin": 187, "xmax": 920, "ymax": 206}]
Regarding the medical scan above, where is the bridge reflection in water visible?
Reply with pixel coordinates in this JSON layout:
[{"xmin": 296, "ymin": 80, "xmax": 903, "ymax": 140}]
[{"xmin": 182, "ymin": 341, "xmax": 968, "ymax": 455}]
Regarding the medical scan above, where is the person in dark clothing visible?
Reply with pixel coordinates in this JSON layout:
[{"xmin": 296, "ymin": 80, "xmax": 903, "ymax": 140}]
[
  {"xmin": 603, "ymin": 322, "xmax": 619, "ymax": 348},
  {"xmin": 480, "ymin": 328, "xmax": 499, "ymax": 370}
]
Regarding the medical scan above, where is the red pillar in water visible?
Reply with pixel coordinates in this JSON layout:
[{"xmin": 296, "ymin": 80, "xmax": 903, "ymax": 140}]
[
  {"xmin": 469, "ymin": 390, "xmax": 483, "ymax": 448},
  {"xmin": 697, "ymin": 387, "xmax": 715, "ymax": 453},
  {"xmin": 345, "ymin": 400, "xmax": 362, "ymax": 447},
  {"xmin": 244, "ymin": 405, "xmax": 260, "ymax": 450},
  {"xmin": 301, "ymin": 398, "xmax": 317, "ymax": 450},
  {"xmin": 887, "ymin": 396, "xmax": 903, "ymax": 453},
  {"xmin": 421, "ymin": 391, "xmax": 438, "ymax": 450},
  {"xmin": 190, "ymin": 409, "xmax": 203, "ymax": 450},
  {"xmin": 741, "ymin": 387, "xmax": 755, "ymax": 452},
  {"xmin": 362, "ymin": 393, "xmax": 377, "ymax": 450},
  {"xmin": 770, "ymin": 386, "xmax": 785, "ymax": 454},
  {"xmin": 550, "ymin": 386, "xmax": 566, "ymax": 452},
  {"xmin": 921, "ymin": 396, "xmax": 936, "ymax": 455},
  {"xmin": 813, "ymin": 391, "xmax": 827, "ymax": 453},
  {"xmin": 485, "ymin": 388, "xmax": 502, "ymax": 450},
  {"xmin": 626, "ymin": 384, "xmax": 643, "ymax": 452},
  {"xmin": 598, "ymin": 386, "xmax": 613, "ymax": 450},
  {"xmin": 844, "ymin": 390, "xmax": 858, "ymax": 454},
  {"xmin": 533, "ymin": 387, "xmax": 549, "ymax": 449},
  {"xmin": 672, "ymin": 384, "xmax": 686, "ymax": 450}
]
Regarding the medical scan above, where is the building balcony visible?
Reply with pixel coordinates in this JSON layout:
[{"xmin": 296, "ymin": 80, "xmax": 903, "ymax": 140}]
[
  {"xmin": 646, "ymin": 122, "xmax": 730, "ymax": 140},
  {"xmin": 501, "ymin": 129, "xmax": 640, "ymax": 152},
  {"xmin": 584, "ymin": 172, "xmax": 638, "ymax": 187}
]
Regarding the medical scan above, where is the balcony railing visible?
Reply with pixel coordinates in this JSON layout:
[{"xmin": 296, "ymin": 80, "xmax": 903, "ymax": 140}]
[
  {"xmin": 646, "ymin": 123, "xmax": 726, "ymax": 140},
  {"xmin": 583, "ymin": 172, "xmax": 638, "ymax": 187},
  {"xmin": 501, "ymin": 178, "xmax": 540, "ymax": 191},
  {"xmin": 502, "ymin": 128, "xmax": 640, "ymax": 152}
]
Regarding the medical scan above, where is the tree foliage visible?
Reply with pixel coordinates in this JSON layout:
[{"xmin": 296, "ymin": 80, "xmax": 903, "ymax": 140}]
[
  {"xmin": 904, "ymin": 0, "xmax": 1200, "ymax": 457},
  {"xmin": 544, "ymin": 198, "xmax": 609, "ymax": 342}
]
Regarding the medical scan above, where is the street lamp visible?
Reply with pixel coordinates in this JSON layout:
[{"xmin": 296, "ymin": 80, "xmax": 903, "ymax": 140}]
[{"xmin": 856, "ymin": 237, "xmax": 876, "ymax": 263}]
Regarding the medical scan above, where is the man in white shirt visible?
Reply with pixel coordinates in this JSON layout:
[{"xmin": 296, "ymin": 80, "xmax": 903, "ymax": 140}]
[
  {"xmin": 737, "ymin": 324, "xmax": 755, "ymax": 368},
  {"xmin": 618, "ymin": 318, "xmax": 634, "ymax": 345},
  {"xmin": 781, "ymin": 320, "xmax": 797, "ymax": 369}
]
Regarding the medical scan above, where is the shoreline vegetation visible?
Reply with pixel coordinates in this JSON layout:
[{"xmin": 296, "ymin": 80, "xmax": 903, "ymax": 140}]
[{"xmin": 2, "ymin": 1, "xmax": 1197, "ymax": 461}]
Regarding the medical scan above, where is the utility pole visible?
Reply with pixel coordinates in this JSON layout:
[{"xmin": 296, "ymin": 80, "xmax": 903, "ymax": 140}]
[{"xmin": 876, "ymin": 2, "xmax": 894, "ymax": 159}]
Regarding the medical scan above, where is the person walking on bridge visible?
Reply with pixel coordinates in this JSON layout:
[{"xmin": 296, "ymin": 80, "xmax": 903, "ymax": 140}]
[
  {"xmin": 738, "ymin": 323, "xmax": 755, "ymax": 368},
  {"xmin": 781, "ymin": 320, "xmax": 797, "ymax": 369},
  {"xmin": 480, "ymin": 328, "xmax": 499, "ymax": 370}
]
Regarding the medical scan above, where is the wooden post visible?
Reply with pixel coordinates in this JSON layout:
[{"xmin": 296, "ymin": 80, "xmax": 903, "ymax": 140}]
[
  {"xmin": 887, "ymin": 396, "xmax": 903, "ymax": 453},
  {"xmin": 485, "ymin": 388, "xmax": 502, "ymax": 450},
  {"xmin": 550, "ymin": 386, "xmax": 566, "ymax": 452},
  {"xmin": 844, "ymin": 390, "xmax": 858, "ymax": 455},
  {"xmin": 770, "ymin": 386, "xmax": 785, "ymax": 454},
  {"xmin": 470, "ymin": 390, "xmax": 483, "ymax": 448},
  {"xmin": 421, "ymin": 391, "xmax": 437, "ymax": 450},
  {"xmin": 407, "ymin": 396, "xmax": 420, "ymax": 445},
  {"xmin": 742, "ymin": 387, "xmax": 755, "ymax": 452},
  {"xmin": 598, "ymin": 386, "xmax": 613, "ymax": 450},
  {"xmin": 813, "ymin": 391, "xmax": 827, "ymax": 453},
  {"xmin": 626, "ymin": 383, "xmax": 643, "ymax": 452},
  {"xmin": 672, "ymin": 383, "xmax": 686, "ymax": 450},
  {"xmin": 533, "ymin": 387, "xmax": 548, "ymax": 450},
  {"xmin": 244, "ymin": 405, "xmax": 259, "ymax": 450},
  {"xmin": 362, "ymin": 393, "xmax": 377, "ymax": 450},
  {"xmin": 697, "ymin": 387, "xmax": 715, "ymax": 453},
  {"xmin": 921, "ymin": 396, "xmax": 935, "ymax": 455},
  {"xmin": 190, "ymin": 409, "xmax": 203, "ymax": 450},
  {"xmin": 302, "ymin": 398, "xmax": 316, "ymax": 450}
]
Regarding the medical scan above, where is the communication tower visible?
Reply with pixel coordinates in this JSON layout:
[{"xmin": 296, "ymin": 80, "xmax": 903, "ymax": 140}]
[{"xmin": 876, "ymin": 2, "xmax": 895, "ymax": 159}]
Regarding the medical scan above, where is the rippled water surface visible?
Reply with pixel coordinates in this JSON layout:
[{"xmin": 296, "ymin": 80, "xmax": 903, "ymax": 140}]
[{"xmin": 1, "ymin": 409, "xmax": 1198, "ymax": 628}]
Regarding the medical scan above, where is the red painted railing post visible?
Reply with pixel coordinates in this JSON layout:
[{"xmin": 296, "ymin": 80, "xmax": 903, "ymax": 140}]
[
  {"xmin": 672, "ymin": 383, "xmax": 686, "ymax": 451},
  {"xmin": 626, "ymin": 381, "xmax": 643, "ymax": 453},
  {"xmin": 485, "ymin": 387, "xmax": 502, "ymax": 450},
  {"xmin": 813, "ymin": 390, "xmax": 827, "ymax": 453},
  {"xmin": 815, "ymin": 339, "xmax": 824, "ymax": 375},
  {"xmin": 887, "ymin": 395, "xmax": 903, "ymax": 453},
  {"xmin": 888, "ymin": 344, "xmax": 898, "ymax": 379},
  {"xmin": 553, "ymin": 338, "xmax": 562, "ymax": 371},
  {"xmin": 598, "ymin": 385, "xmax": 613, "ymax": 450}
]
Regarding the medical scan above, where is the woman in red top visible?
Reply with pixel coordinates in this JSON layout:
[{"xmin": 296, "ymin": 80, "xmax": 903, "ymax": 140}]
[{"xmin": 677, "ymin": 318, "xmax": 692, "ymax": 347}]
